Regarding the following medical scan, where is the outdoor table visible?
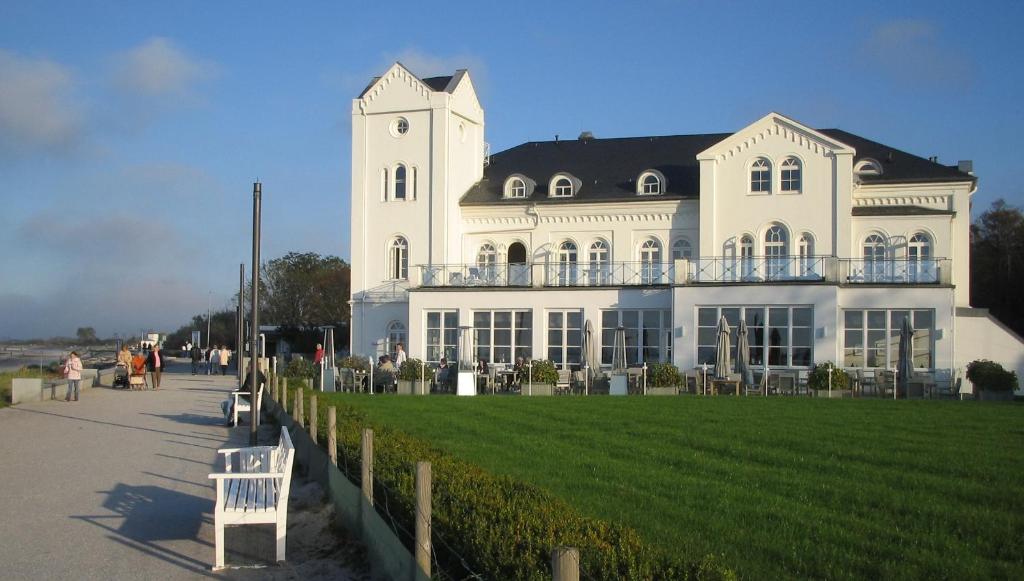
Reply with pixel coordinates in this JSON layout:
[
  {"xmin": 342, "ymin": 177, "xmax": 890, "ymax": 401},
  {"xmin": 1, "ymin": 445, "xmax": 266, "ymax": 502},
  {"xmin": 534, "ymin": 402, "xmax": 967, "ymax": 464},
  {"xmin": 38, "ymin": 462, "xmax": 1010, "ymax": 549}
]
[
  {"xmin": 497, "ymin": 369, "xmax": 517, "ymax": 391},
  {"xmin": 352, "ymin": 370, "xmax": 368, "ymax": 393},
  {"xmin": 711, "ymin": 378, "xmax": 741, "ymax": 396}
]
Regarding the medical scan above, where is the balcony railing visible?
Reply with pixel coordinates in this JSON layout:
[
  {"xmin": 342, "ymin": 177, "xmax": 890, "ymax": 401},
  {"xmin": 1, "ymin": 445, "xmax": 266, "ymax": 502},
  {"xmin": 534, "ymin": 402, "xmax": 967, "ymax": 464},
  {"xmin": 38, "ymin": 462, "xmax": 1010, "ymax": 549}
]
[
  {"xmin": 420, "ymin": 263, "xmax": 531, "ymax": 288},
  {"xmin": 840, "ymin": 258, "xmax": 947, "ymax": 284},
  {"xmin": 688, "ymin": 255, "xmax": 828, "ymax": 283},
  {"xmin": 545, "ymin": 261, "xmax": 674, "ymax": 286}
]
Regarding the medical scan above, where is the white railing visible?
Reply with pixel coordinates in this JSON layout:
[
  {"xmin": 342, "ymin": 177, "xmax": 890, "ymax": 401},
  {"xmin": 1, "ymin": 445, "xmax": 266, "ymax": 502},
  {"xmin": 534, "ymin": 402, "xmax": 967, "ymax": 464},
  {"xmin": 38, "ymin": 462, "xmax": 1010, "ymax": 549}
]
[
  {"xmin": 841, "ymin": 259, "xmax": 946, "ymax": 284},
  {"xmin": 688, "ymin": 256, "xmax": 828, "ymax": 283},
  {"xmin": 544, "ymin": 261, "xmax": 674, "ymax": 286},
  {"xmin": 420, "ymin": 263, "xmax": 530, "ymax": 287}
]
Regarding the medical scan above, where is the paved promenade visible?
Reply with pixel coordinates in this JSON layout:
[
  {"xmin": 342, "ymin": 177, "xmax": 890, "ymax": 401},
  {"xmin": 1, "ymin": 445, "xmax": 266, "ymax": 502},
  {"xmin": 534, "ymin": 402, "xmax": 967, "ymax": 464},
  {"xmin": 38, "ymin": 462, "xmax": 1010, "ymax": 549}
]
[{"xmin": 0, "ymin": 362, "xmax": 251, "ymax": 580}]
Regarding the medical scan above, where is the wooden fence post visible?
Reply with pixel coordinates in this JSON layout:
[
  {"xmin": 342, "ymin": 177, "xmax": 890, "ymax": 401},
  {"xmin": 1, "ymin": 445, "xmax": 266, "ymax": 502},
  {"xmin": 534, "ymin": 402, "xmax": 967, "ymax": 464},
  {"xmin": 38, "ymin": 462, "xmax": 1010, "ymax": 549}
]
[
  {"xmin": 361, "ymin": 428, "xmax": 374, "ymax": 506},
  {"xmin": 327, "ymin": 406, "xmax": 337, "ymax": 466},
  {"xmin": 552, "ymin": 547, "xmax": 579, "ymax": 581},
  {"xmin": 276, "ymin": 375, "xmax": 282, "ymax": 403},
  {"xmin": 416, "ymin": 461, "xmax": 432, "ymax": 578},
  {"xmin": 309, "ymin": 394, "xmax": 318, "ymax": 443},
  {"xmin": 283, "ymin": 386, "xmax": 289, "ymax": 414},
  {"xmin": 296, "ymin": 388, "xmax": 304, "ymax": 427}
]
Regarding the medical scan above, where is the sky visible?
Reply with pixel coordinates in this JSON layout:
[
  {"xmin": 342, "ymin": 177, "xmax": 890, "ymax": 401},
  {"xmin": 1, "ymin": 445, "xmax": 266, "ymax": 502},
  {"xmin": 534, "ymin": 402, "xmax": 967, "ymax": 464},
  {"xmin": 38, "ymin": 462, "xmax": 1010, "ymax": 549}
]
[{"xmin": 1, "ymin": 0, "xmax": 1022, "ymax": 339}]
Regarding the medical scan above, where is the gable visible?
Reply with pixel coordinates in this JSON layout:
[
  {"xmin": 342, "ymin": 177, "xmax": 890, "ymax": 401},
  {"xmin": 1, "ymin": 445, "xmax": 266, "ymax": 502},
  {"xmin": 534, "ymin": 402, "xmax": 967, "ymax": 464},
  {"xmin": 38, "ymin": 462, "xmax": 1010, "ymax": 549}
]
[
  {"xmin": 698, "ymin": 112, "xmax": 855, "ymax": 162},
  {"xmin": 448, "ymin": 70, "xmax": 483, "ymax": 124},
  {"xmin": 358, "ymin": 62, "xmax": 436, "ymax": 113}
]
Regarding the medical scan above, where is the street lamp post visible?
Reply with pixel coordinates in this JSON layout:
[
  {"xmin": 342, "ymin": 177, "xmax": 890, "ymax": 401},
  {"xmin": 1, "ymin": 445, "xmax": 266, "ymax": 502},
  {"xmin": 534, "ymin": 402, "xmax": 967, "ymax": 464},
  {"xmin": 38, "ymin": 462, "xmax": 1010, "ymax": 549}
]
[{"xmin": 249, "ymin": 181, "xmax": 262, "ymax": 446}]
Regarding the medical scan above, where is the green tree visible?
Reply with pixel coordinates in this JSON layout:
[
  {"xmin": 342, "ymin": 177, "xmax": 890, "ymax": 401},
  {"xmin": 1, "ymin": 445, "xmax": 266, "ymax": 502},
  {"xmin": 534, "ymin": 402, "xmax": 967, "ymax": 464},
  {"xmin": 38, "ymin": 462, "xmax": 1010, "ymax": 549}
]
[
  {"xmin": 971, "ymin": 199, "xmax": 1024, "ymax": 335},
  {"xmin": 76, "ymin": 327, "xmax": 97, "ymax": 344}
]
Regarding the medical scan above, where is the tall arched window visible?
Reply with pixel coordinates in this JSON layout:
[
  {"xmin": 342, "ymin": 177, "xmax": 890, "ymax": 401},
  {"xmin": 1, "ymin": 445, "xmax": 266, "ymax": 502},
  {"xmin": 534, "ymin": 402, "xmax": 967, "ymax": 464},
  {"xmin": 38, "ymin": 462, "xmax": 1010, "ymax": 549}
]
[
  {"xmin": 556, "ymin": 241, "xmax": 578, "ymax": 285},
  {"xmin": 639, "ymin": 238, "xmax": 662, "ymax": 284},
  {"xmin": 389, "ymin": 237, "xmax": 408, "ymax": 280},
  {"xmin": 750, "ymin": 158, "xmax": 772, "ymax": 192},
  {"xmin": 589, "ymin": 240, "xmax": 610, "ymax": 285},
  {"xmin": 908, "ymin": 232, "xmax": 932, "ymax": 282},
  {"xmin": 740, "ymin": 235, "xmax": 755, "ymax": 279},
  {"xmin": 781, "ymin": 157, "xmax": 802, "ymax": 192},
  {"xmin": 671, "ymin": 238, "xmax": 693, "ymax": 260},
  {"xmin": 477, "ymin": 243, "xmax": 497, "ymax": 283},
  {"xmin": 394, "ymin": 165, "xmax": 407, "ymax": 200},
  {"xmin": 863, "ymin": 234, "xmax": 887, "ymax": 282},
  {"xmin": 386, "ymin": 321, "xmax": 407, "ymax": 359},
  {"xmin": 798, "ymin": 233, "xmax": 815, "ymax": 277},
  {"xmin": 765, "ymin": 225, "xmax": 789, "ymax": 279}
]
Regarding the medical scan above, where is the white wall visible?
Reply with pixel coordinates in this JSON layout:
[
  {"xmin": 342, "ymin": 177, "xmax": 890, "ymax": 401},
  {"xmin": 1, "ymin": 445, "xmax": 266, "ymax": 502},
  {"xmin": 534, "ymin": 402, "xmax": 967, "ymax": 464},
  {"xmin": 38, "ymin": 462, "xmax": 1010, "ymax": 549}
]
[{"xmin": 955, "ymin": 308, "xmax": 1024, "ymax": 394}]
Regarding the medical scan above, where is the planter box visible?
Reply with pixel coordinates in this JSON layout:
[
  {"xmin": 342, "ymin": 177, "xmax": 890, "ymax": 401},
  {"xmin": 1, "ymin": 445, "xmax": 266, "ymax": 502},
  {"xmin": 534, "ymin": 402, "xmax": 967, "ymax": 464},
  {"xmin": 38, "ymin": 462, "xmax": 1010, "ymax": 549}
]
[
  {"xmin": 11, "ymin": 378, "xmax": 43, "ymax": 404},
  {"xmin": 396, "ymin": 379, "xmax": 427, "ymax": 395},
  {"xmin": 977, "ymin": 389, "xmax": 1014, "ymax": 402},
  {"xmin": 646, "ymin": 386, "xmax": 678, "ymax": 396},
  {"xmin": 522, "ymin": 384, "xmax": 554, "ymax": 396},
  {"xmin": 814, "ymin": 389, "xmax": 852, "ymax": 399}
]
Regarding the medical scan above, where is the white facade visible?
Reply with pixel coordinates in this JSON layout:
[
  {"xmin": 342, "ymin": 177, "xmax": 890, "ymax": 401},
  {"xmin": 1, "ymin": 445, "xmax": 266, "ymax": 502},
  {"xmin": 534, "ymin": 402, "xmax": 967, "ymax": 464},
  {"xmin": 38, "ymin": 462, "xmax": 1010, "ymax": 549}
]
[{"xmin": 349, "ymin": 63, "xmax": 1024, "ymax": 390}]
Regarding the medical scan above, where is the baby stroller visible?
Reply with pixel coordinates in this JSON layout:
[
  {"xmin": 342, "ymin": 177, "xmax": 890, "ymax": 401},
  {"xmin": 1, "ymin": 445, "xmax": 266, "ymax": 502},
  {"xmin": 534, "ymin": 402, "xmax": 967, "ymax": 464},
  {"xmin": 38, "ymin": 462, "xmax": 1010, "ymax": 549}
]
[
  {"xmin": 112, "ymin": 363, "xmax": 130, "ymax": 389},
  {"xmin": 130, "ymin": 354, "xmax": 148, "ymax": 390}
]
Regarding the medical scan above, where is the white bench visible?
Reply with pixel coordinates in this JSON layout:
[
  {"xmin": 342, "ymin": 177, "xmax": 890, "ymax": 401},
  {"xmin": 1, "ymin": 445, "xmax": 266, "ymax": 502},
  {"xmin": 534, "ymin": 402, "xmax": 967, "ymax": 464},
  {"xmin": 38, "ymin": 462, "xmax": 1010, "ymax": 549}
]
[
  {"xmin": 231, "ymin": 383, "xmax": 264, "ymax": 427},
  {"xmin": 208, "ymin": 427, "xmax": 295, "ymax": 570}
]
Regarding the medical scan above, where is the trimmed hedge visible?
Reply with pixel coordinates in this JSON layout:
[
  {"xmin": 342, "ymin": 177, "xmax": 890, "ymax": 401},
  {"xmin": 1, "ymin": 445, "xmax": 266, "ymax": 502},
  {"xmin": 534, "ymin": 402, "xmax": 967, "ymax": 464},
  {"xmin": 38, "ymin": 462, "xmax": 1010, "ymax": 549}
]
[
  {"xmin": 648, "ymin": 362, "xmax": 681, "ymax": 388},
  {"xmin": 807, "ymin": 362, "xmax": 851, "ymax": 391},
  {"xmin": 397, "ymin": 358, "xmax": 425, "ymax": 381},
  {"xmin": 966, "ymin": 359, "xmax": 1018, "ymax": 392},
  {"xmin": 290, "ymin": 387, "xmax": 735, "ymax": 580}
]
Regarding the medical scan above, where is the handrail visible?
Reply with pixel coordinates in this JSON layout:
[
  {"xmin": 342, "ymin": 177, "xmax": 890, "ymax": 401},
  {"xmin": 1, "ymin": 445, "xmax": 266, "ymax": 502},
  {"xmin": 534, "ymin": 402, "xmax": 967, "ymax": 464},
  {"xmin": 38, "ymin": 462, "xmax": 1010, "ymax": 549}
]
[
  {"xmin": 688, "ymin": 255, "xmax": 828, "ymax": 283},
  {"xmin": 545, "ymin": 261, "xmax": 674, "ymax": 286},
  {"xmin": 419, "ymin": 263, "xmax": 531, "ymax": 287}
]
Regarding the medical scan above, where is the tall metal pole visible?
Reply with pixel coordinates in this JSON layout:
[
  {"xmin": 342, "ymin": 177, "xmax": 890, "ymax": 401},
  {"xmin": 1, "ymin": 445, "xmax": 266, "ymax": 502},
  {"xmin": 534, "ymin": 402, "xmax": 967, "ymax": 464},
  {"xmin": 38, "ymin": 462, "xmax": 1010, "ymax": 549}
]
[
  {"xmin": 238, "ymin": 263, "xmax": 244, "ymax": 386},
  {"xmin": 249, "ymin": 181, "xmax": 262, "ymax": 446},
  {"xmin": 206, "ymin": 292, "xmax": 212, "ymax": 350}
]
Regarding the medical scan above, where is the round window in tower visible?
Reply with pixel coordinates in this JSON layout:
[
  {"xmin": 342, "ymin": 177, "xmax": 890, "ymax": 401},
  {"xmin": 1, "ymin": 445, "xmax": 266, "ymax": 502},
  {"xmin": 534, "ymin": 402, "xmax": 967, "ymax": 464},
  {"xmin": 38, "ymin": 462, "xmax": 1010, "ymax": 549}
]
[{"xmin": 390, "ymin": 117, "xmax": 409, "ymax": 137}]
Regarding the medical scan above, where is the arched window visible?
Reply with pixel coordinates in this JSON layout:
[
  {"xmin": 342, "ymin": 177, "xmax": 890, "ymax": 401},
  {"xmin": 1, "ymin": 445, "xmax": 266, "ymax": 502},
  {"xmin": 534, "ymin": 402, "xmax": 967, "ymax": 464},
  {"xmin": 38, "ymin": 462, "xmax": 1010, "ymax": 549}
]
[
  {"xmin": 863, "ymin": 234, "xmax": 887, "ymax": 281},
  {"xmin": 477, "ymin": 243, "xmax": 497, "ymax": 282},
  {"xmin": 507, "ymin": 177, "xmax": 527, "ymax": 198},
  {"xmin": 855, "ymin": 159, "xmax": 883, "ymax": 176},
  {"xmin": 740, "ymin": 235, "xmax": 755, "ymax": 279},
  {"xmin": 750, "ymin": 158, "xmax": 772, "ymax": 192},
  {"xmin": 671, "ymin": 238, "xmax": 693, "ymax": 260},
  {"xmin": 589, "ymin": 240, "xmax": 610, "ymax": 285},
  {"xmin": 556, "ymin": 241, "xmax": 578, "ymax": 285},
  {"xmin": 389, "ymin": 237, "xmax": 408, "ymax": 280},
  {"xmin": 386, "ymin": 321, "xmax": 407, "ymax": 359},
  {"xmin": 394, "ymin": 165, "xmax": 407, "ymax": 200},
  {"xmin": 639, "ymin": 238, "xmax": 662, "ymax": 284},
  {"xmin": 798, "ymin": 233, "xmax": 815, "ymax": 277},
  {"xmin": 908, "ymin": 232, "xmax": 932, "ymax": 282},
  {"xmin": 640, "ymin": 173, "xmax": 661, "ymax": 195},
  {"xmin": 552, "ymin": 177, "xmax": 574, "ymax": 197},
  {"xmin": 781, "ymin": 157, "xmax": 802, "ymax": 192},
  {"xmin": 765, "ymin": 226, "xmax": 789, "ymax": 279}
]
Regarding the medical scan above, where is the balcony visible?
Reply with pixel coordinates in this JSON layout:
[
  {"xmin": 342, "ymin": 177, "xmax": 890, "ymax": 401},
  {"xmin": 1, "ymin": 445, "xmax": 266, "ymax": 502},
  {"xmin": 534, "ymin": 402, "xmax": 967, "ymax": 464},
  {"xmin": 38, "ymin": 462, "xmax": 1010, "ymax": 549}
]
[
  {"xmin": 420, "ymin": 263, "xmax": 531, "ymax": 288},
  {"xmin": 839, "ymin": 258, "xmax": 949, "ymax": 284},
  {"xmin": 544, "ymin": 261, "xmax": 674, "ymax": 287},
  {"xmin": 687, "ymin": 256, "xmax": 828, "ymax": 283}
]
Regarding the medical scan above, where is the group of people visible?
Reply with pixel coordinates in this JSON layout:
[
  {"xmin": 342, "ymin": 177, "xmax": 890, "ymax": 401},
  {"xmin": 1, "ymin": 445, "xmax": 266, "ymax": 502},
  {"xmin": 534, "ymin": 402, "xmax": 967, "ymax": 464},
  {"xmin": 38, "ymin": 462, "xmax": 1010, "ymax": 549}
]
[
  {"xmin": 114, "ymin": 344, "xmax": 168, "ymax": 390},
  {"xmin": 189, "ymin": 345, "xmax": 232, "ymax": 376}
]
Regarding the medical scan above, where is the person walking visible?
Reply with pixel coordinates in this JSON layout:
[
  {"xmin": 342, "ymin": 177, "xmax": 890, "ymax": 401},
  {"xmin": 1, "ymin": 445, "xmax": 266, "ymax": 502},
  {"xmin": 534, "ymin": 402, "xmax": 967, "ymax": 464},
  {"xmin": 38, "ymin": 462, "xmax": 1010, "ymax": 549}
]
[
  {"xmin": 219, "ymin": 345, "xmax": 231, "ymax": 375},
  {"xmin": 64, "ymin": 351, "xmax": 83, "ymax": 401},
  {"xmin": 206, "ymin": 345, "xmax": 217, "ymax": 375},
  {"xmin": 146, "ymin": 344, "xmax": 165, "ymax": 389},
  {"xmin": 190, "ymin": 343, "xmax": 203, "ymax": 375}
]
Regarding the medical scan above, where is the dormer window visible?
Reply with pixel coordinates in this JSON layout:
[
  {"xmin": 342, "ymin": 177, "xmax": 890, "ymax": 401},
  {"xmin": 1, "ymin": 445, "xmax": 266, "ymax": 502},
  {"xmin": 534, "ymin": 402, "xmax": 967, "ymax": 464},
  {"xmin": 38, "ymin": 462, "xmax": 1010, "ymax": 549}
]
[
  {"xmin": 750, "ymin": 158, "xmax": 772, "ymax": 193},
  {"xmin": 549, "ymin": 174, "xmax": 577, "ymax": 198},
  {"xmin": 637, "ymin": 170, "xmax": 665, "ymax": 195},
  {"xmin": 855, "ymin": 158, "xmax": 883, "ymax": 177},
  {"xmin": 505, "ymin": 177, "xmax": 527, "ymax": 198},
  {"xmin": 780, "ymin": 157, "xmax": 802, "ymax": 193}
]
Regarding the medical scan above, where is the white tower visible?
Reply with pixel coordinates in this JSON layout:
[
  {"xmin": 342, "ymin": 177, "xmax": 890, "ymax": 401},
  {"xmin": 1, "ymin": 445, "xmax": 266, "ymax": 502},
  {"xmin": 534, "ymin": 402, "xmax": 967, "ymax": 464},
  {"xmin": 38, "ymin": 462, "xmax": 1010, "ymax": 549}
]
[{"xmin": 349, "ymin": 63, "xmax": 485, "ymax": 358}]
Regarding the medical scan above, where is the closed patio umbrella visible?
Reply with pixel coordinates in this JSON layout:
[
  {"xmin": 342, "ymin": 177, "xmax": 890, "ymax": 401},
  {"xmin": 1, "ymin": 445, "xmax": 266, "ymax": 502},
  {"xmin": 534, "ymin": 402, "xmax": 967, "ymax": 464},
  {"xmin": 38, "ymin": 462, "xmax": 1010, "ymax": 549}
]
[
  {"xmin": 583, "ymin": 320, "xmax": 600, "ymax": 381},
  {"xmin": 735, "ymin": 319, "xmax": 752, "ymax": 389},
  {"xmin": 897, "ymin": 315, "xmax": 914, "ymax": 399},
  {"xmin": 714, "ymin": 315, "xmax": 732, "ymax": 380}
]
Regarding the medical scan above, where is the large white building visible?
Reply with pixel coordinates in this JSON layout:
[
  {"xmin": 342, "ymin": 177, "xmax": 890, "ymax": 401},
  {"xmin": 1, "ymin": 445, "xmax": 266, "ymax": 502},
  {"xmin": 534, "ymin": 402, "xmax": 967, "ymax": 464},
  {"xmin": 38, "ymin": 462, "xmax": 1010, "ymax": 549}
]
[{"xmin": 349, "ymin": 63, "xmax": 1024, "ymax": 389}]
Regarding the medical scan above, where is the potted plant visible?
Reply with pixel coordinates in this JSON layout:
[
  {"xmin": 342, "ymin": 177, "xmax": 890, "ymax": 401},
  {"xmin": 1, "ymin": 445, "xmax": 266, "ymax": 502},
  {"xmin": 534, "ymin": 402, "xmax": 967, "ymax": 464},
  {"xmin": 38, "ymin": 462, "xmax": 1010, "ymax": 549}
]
[
  {"xmin": 808, "ymin": 362, "xmax": 852, "ymax": 398},
  {"xmin": 966, "ymin": 359, "xmax": 1018, "ymax": 402},
  {"xmin": 521, "ymin": 359, "xmax": 558, "ymax": 396},
  {"xmin": 397, "ymin": 358, "xmax": 426, "ymax": 395},
  {"xmin": 647, "ymin": 362, "xmax": 681, "ymax": 395}
]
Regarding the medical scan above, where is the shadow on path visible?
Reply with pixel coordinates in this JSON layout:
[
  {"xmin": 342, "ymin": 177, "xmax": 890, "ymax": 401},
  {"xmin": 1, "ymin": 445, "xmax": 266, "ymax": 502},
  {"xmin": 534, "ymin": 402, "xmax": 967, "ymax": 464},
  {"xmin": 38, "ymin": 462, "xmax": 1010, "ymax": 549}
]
[
  {"xmin": 140, "ymin": 412, "xmax": 226, "ymax": 427},
  {"xmin": 9, "ymin": 408, "xmax": 225, "ymax": 443}
]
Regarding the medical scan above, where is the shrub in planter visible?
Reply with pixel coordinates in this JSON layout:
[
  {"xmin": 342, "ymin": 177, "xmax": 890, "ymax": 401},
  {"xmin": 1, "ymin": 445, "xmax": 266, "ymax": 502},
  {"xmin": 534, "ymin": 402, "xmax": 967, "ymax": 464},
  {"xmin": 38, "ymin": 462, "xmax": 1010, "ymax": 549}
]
[
  {"xmin": 339, "ymin": 355, "xmax": 370, "ymax": 372},
  {"xmin": 807, "ymin": 362, "xmax": 851, "ymax": 391},
  {"xmin": 648, "ymin": 362, "xmax": 681, "ymax": 388},
  {"xmin": 397, "ymin": 358, "xmax": 425, "ymax": 381},
  {"xmin": 519, "ymin": 359, "xmax": 558, "ymax": 386},
  {"xmin": 966, "ymin": 359, "xmax": 1018, "ymax": 392},
  {"xmin": 285, "ymin": 357, "xmax": 315, "ymax": 379}
]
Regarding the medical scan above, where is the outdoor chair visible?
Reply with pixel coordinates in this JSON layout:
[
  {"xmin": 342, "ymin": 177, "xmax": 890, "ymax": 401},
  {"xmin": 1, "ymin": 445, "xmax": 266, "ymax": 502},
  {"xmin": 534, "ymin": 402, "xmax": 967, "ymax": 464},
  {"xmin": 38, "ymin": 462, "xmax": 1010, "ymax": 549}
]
[
  {"xmin": 682, "ymin": 371, "xmax": 700, "ymax": 394},
  {"xmin": 876, "ymin": 370, "xmax": 896, "ymax": 398},
  {"xmin": 555, "ymin": 369, "xmax": 572, "ymax": 395}
]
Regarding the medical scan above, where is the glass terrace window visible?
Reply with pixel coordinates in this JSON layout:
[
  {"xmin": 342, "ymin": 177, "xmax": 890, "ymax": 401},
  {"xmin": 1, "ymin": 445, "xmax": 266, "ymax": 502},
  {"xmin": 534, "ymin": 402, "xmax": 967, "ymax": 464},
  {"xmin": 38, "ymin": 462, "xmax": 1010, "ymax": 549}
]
[
  {"xmin": 473, "ymin": 310, "xmax": 532, "ymax": 365},
  {"xmin": 552, "ymin": 177, "xmax": 574, "ymax": 197},
  {"xmin": 601, "ymin": 309, "xmax": 672, "ymax": 366},
  {"xmin": 697, "ymin": 306, "xmax": 813, "ymax": 368},
  {"xmin": 425, "ymin": 310, "xmax": 458, "ymax": 363},
  {"xmin": 843, "ymin": 309, "xmax": 934, "ymax": 369},
  {"xmin": 750, "ymin": 158, "xmax": 772, "ymax": 192},
  {"xmin": 547, "ymin": 310, "xmax": 583, "ymax": 369},
  {"xmin": 781, "ymin": 157, "xmax": 802, "ymax": 192}
]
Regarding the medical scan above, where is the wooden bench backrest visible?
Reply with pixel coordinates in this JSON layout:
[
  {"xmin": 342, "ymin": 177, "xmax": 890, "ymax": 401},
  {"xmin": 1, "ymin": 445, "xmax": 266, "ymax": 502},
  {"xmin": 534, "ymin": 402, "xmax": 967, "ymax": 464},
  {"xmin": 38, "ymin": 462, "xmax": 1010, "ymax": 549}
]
[{"xmin": 273, "ymin": 428, "xmax": 296, "ymax": 511}]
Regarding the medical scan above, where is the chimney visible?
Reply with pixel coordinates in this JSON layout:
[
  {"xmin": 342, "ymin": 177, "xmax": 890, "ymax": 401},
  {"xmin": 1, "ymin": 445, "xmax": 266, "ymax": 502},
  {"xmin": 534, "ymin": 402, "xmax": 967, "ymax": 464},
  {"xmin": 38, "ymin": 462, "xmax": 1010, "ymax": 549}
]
[
  {"xmin": 578, "ymin": 131, "xmax": 594, "ymax": 142},
  {"xmin": 555, "ymin": 134, "xmax": 559, "ymax": 142},
  {"xmin": 957, "ymin": 160, "xmax": 974, "ymax": 174},
  {"xmin": 928, "ymin": 156, "xmax": 939, "ymax": 163}
]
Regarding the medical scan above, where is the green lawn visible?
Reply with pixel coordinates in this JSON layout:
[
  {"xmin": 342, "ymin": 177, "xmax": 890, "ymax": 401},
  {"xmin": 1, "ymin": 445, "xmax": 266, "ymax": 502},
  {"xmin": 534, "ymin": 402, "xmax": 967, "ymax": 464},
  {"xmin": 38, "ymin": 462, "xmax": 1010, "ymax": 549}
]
[{"xmin": 326, "ymin": 395, "xmax": 1023, "ymax": 580}]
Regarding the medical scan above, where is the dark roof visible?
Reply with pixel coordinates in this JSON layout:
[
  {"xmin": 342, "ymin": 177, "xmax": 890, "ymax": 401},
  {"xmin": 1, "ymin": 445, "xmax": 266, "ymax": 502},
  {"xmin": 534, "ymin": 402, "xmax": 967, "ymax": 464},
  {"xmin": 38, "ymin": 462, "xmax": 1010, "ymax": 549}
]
[
  {"xmin": 819, "ymin": 129, "xmax": 974, "ymax": 185},
  {"xmin": 461, "ymin": 128, "xmax": 975, "ymax": 207},
  {"xmin": 461, "ymin": 134, "xmax": 728, "ymax": 206},
  {"xmin": 422, "ymin": 76, "xmax": 453, "ymax": 92},
  {"xmin": 852, "ymin": 206, "xmax": 955, "ymax": 217}
]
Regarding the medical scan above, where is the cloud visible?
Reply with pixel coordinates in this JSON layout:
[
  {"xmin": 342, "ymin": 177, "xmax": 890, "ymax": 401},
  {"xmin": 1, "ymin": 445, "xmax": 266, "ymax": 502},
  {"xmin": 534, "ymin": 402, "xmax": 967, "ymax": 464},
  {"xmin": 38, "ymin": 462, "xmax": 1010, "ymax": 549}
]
[
  {"xmin": 861, "ymin": 19, "xmax": 972, "ymax": 88},
  {"xmin": 0, "ymin": 49, "xmax": 85, "ymax": 158},
  {"xmin": 111, "ymin": 37, "xmax": 216, "ymax": 98}
]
